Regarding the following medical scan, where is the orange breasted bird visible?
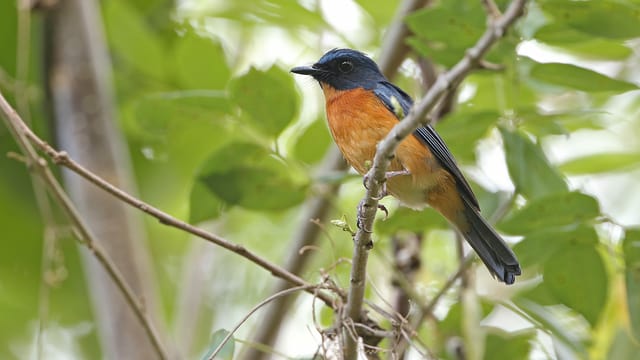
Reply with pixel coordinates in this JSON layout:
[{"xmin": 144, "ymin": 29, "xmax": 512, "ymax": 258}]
[{"xmin": 291, "ymin": 48, "xmax": 521, "ymax": 284}]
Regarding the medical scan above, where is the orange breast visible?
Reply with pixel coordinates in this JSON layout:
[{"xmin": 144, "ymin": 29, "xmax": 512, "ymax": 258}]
[{"xmin": 322, "ymin": 85, "xmax": 450, "ymax": 209}]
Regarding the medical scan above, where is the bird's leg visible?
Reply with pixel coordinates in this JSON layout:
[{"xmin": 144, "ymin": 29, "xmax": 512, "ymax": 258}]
[{"xmin": 363, "ymin": 169, "xmax": 410, "ymax": 201}]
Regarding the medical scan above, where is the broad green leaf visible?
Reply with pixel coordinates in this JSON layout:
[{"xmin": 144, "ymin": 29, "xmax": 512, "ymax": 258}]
[
  {"xmin": 189, "ymin": 181, "xmax": 225, "ymax": 223},
  {"xmin": 103, "ymin": 0, "xmax": 165, "ymax": 79},
  {"xmin": 132, "ymin": 91, "xmax": 230, "ymax": 139},
  {"xmin": 529, "ymin": 62, "xmax": 638, "ymax": 93},
  {"xmin": 293, "ymin": 119, "xmax": 332, "ymax": 164},
  {"xmin": 462, "ymin": 71, "xmax": 538, "ymax": 113},
  {"xmin": 500, "ymin": 128, "xmax": 567, "ymax": 199},
  {"xmin": 539, "ymin": 0, "xmax": 640, "ymax": 40},
  {"xmin": 513, "ymin": 225, "xmax": 598, "ymax": 268},
  {"xmin": 436, "ymin": 110, "xmax": 498, "ymax": 163},
  {"xmin": 201, "ymin": 329, "xmax": 234, "ymax": 360},
  {"xmin": 354, "ymin": 0, "xmax": 398, "ymax": 27},
  {"xmin": 195, "ymin": 143, "xmax": 307, "ymax": 211},
  {"xmin": 376, "ymin": 207, "xmax": 448, "ymax": 235},
  {"xmin": 520, "ymin": 110, "xmax": 606, "ymax": 137},
  {"xmin": 229, "ymin": 67, "xmax": 299, "ymax": 137},
  {"xmin": 129, "ymin": 91, "xmax": 233, "ymax": 173},
  {"xmin": 173, "ymin": 33, "xmax": 231, "ymax": 89},
  {"xmin": 560, "ymin": 153, "xmax": 640, "ymax": 175},
  {"xmin": 440, "ymin": 300, "xmax": 494, "ymax": 338},
  {"xmin": 515, "ymin": 299, "xmax": 587, "ymax": 355},
  {"xmin": 544, "ymin": 244, "xmax": 608, "ymax": 326},
  {"xmin": 623, "ymin": 228, "xmax": 640, "ymax": 341},
  {"xmin": 498, "ymin": 192, "xmax": 599, "ymax": 234},
  {"xmin": 406, "ymin": 0, "xmax": 485, "ymax": 67},
  {"xmin": 535, "ymin": 23, "xmax": 633, "ymax": 60},
  {"xmin": 483, "ymin": 328, "xmax": 534, "ymax": 360}
]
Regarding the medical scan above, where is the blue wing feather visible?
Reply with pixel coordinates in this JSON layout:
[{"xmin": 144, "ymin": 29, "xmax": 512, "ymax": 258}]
[{"xmin": 373, "ymin": 81, "xmax": 480, "ymax": 210}]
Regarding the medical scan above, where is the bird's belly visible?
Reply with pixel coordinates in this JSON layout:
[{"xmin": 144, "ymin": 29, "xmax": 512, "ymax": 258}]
[{"xmin": 386, "ymin": 175, "xmax": 429, "ymax": 210}]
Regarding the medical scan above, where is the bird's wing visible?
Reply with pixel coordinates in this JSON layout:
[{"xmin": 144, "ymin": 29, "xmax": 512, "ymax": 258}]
[{"xmin": 374, "ymin": 81, "xmax": 480, "ymax": 210}]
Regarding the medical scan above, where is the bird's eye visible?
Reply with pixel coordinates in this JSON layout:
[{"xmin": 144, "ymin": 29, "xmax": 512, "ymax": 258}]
[{"xmin": 338, "ymin": 60, "xmax": 354, "ymax": 73}]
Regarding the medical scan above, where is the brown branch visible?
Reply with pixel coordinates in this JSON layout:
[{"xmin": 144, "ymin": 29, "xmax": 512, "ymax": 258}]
[
  {"xmin": 342, "ymin": 1, "xmax": 528, "ymax": 358},
  {"xmin": 0, "ymin": 93, "xmax": 169, "ymax": 359}
]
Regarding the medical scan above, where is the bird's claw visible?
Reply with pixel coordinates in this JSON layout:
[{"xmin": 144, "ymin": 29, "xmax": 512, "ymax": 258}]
[{"xmin": 363, "ymin": 170, "xmax": 409, "ymax": 199}]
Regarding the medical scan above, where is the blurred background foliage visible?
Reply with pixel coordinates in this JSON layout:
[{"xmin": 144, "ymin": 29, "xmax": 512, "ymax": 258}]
[{"xmin": 1, "ymin": 0, "xmax": 640, "ymax": 359}]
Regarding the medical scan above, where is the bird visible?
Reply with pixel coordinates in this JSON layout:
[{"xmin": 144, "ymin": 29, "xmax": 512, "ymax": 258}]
[{"xmin": 291, "ymin": 48, "xmax": 521, "ymax": 284}]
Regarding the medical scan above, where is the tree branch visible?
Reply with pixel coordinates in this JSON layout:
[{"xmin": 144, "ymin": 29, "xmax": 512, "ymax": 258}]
[
  {"xmin": 342, "ymin": 1, "xmax": 528, "ymax": 358},
  {"xmin": 0, "ymin": 91, "xmax": 338, "ymax": 310}
]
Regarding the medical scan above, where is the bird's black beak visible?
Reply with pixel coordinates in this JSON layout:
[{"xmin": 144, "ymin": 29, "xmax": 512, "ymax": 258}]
[{"xmin": 290, "ymin": 65, "xmax": 319, "ymax": 76}]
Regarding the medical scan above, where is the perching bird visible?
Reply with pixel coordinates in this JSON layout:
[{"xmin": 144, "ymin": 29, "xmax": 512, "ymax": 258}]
[{"xmin": 291, "ymin": 48, "xmax": 521, "ymax": 284}]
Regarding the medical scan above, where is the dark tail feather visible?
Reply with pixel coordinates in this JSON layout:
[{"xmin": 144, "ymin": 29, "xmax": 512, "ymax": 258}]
[{"xmin": 461, "ymin": 200, "xmax": 521, "ymax": 284}]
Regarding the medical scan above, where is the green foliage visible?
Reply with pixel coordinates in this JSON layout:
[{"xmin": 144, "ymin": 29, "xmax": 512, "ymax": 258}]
[
  {"xmin": 623, "ymin": 228, "xmax": 640, "ymax": 340},
  {"xmin": 500, "ymin": 127, "xmax": 567, "ymax": 199},
  {"xmin": 483, "ymin": 329, "xmax": 535, "ymax": 360},
  {"xmin": 229, "ymin": 66, "xmax": 300, "ymax": 138},
  {"xmin": 406, "ymin": 0, "xmax": 486, "ymax": 67},
  {"xmin": 292, "ymin": 118, "xmax": 332, "ymax": 164},
  {"xmin": 194, "ymin": 143, "xmax": 307, "ymax": 212},
  {"xmin": 529, "ymin": 62, "xmax": 638, "ymax": 92},
  {"xmin": 499, "ymin": 191, "xmax": 600, "ymax": 234},
  {"xmin": 544, "ymin": 243, "xmax": 608, "ymax": 325},
  {"xmin": 2, "ymin": 0, "xmax": 640, "ymax": 358},
  {"xmin": 560, "ymin": 153, "xmax": 640, "ymax": 175}
]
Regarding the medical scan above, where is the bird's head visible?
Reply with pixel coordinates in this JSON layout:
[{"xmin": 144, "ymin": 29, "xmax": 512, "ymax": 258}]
[{"xmin": 291, "ymin": 48, "xmax": 385, "ymax": 91}]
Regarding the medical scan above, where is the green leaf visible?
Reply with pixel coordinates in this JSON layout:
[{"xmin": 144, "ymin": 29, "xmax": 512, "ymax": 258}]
[
  {"xmin": 103, "ymin": 0, "xmax": 165, "ymax": 79},
  {"xmin": 560, "ymin": 153, "xmax": 640, "ymax": 175},
  {"xmin": 500, "ymin": 128, "xmax": 567, "ymax": 199},
  {"xmin": 539, "ymin": 0, "xmax": 640, "ymax": 40},
  {"xmin": 406, "ymin": 0, "xmax": 485, "ymax": 67},
  {"xmin": 128, "ymin": 91, "xmax": 233, "ymax": 173},
  {"xmin": 293, "ymin": 119, "xmax": 332, "ymax": 164},
  {"xmin": 520, "ymin": 109, "xmax": 606, "ymax": 137},
  {"xmin": 514, "ymin": 299, "xmax": 587, "ymax": 355},
  {"xmin": 189, "ymin": 181, "xmax": 225, "ymax": 223},
  {"xmin": 529, "ymin": 62, "xmax": 638, "ymax": 93},
  {"xmin": 229, "ymin": 66, "xmax": 299, "ymax": 137},
  {"xmin": 202, "ymin": 329, "xmax": 234, "ymax": 360},
  {"xmin": 436, "ymin": 110, "xmax": 498, "ymax": 163},
  {"xmin": 195, "ymin": 143, "xmax": 307, "ymax": 211},
  {"xmin": 173, "ymin": 33, "xmax": 231, "ymax": 89},
  {"xmin": 498, "ymin": 192, "xmax": 599, "ymax": 234},
  {"xmin": 376, "ymin": 207, "xmax": 448, "ymax": 236},
  {"xmin": 543, "ymin": 244, "xmax": 608, "ymax": 326},
  {"xmin": 483, "ymin": 328, "xmax": 534, "ymax": 360},
  {"xmin": 534, "ymin": 23, "xmax": 633, "ymax": 60},
  {"xmin": 513, "ymin": 225, "xmax": 598, "ymax": 268},
  {"xmin": 623, "ymin": 228, "xmax": 640, "ymax": 341}
]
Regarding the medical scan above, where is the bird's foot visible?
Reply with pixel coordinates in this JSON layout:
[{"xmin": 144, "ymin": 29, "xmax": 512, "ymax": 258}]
[
  {"xmin": 362, "ymin": 169, "xmax": 410, "ymax": 200},
  {"xmin": 356, "ymin": 200, "xmax": 389, "ymax": 233}
]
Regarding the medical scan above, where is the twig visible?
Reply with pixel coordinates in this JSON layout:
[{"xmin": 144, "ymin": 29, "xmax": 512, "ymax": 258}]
[
  {"xmin": 208, "ymin": 284, "xmax": 319, "ymax": 360},
  {"xmin": 0, "ymin": 90, "xmax": 336, "ymax": 309},
  {"xmin": 342, "ymin": 1, "xmax": 528, "ymax": 358},
  {"xmin": 0, "ymin": 93, "xmax": 169, "ymax": 359}
]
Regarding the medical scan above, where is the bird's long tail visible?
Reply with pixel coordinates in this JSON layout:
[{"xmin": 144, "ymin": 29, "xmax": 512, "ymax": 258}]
[{"xmin": 459, "ymin": 198, "xmax": 521, "ymax": 284}]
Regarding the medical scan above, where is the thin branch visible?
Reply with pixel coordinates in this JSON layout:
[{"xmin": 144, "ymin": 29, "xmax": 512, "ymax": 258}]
[
  {"xmin": 342, "ymin": 1, "xmax": 528, "ymax": 358},
  {"xmin": 0, "ymin": 90, "xmax": 337, "ymax": 309},
  {"xmin": 0, "ymin": 93, "xmax": 169, "ymax": 359},
  {"xmin": 208, "ymin": 284, "xmax": 319, "ymax": 360}
]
